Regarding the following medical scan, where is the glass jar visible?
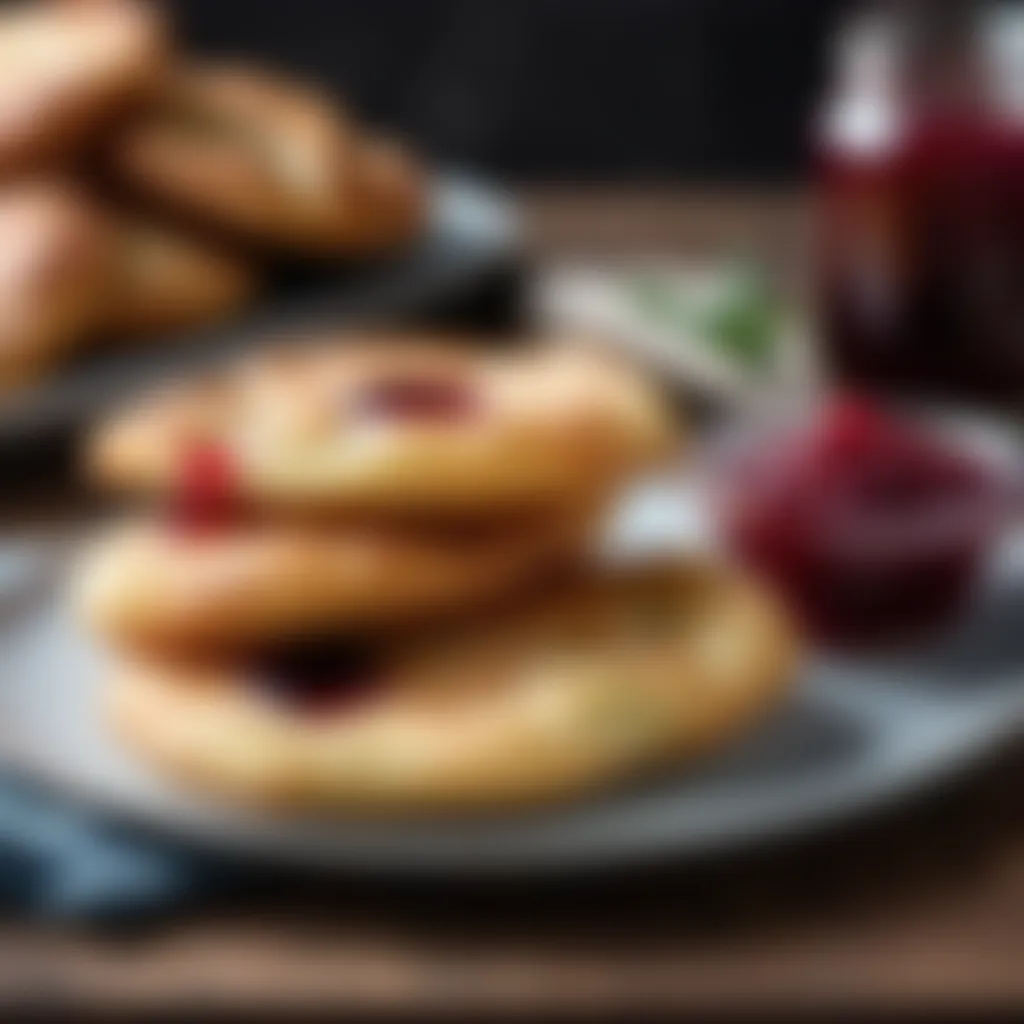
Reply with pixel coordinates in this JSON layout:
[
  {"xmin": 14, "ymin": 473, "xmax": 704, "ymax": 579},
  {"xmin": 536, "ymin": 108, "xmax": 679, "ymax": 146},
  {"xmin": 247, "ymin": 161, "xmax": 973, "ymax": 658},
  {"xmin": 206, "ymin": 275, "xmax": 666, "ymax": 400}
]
[{"xmin": 815, "ymin": 1, "xmax": 1024, "ymax": 407}]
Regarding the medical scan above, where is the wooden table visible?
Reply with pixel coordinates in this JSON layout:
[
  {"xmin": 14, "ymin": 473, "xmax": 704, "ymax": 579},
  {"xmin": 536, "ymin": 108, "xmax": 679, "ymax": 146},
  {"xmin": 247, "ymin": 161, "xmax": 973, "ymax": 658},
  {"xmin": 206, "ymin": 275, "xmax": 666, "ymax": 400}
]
[{"xmin": 1, "ymin": 191, "xmax": 1021, "ymax": 1016}]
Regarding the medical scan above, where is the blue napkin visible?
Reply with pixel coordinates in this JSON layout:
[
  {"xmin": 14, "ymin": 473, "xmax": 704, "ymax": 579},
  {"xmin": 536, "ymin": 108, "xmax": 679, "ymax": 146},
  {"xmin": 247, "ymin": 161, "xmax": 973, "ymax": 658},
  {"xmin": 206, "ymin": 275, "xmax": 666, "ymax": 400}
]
[
  {"xmin": 0, "ymin": 779, "xmax": 228, "ymax": 919},
  {"xmin": 0, "ymin": 549, "xmax": 236, "ymax": 918}
]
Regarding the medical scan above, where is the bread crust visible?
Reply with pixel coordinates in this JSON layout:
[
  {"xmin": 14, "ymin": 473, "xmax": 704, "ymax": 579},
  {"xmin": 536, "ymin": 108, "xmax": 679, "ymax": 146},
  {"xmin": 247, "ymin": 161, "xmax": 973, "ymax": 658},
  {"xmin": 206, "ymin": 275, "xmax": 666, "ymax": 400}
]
[
  {"xmin": 88, "ymin": 336, "xmax": 677, "ymax": 515},
  {"xmin": 102, "ymin": 215, "xmax": 258, "ymax": 336},
  {"xmin": 78, "ymin": 511, "xmax": 595, "ymax": 651},
  {"xmin": 0, "ymin": 0, "xmax": 167, "ymax": 174},
  {"xmin": 0, "ymin": 180, "xmax": 114, "ymax": 388},
  {"xmin": 109, "ymin": 63, "xmax": 425, "ymax": 254},
  {"xmin": 107, "ymin": 561, "xmax": 798, "ymax": 813}
]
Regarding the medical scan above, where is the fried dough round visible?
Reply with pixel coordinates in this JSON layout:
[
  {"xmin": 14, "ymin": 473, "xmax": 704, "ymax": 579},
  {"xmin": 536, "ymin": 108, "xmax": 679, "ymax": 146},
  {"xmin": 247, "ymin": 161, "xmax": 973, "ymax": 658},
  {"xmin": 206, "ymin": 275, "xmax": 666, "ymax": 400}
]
[
  {"xmin": 78, "ymin": 511, "xmax": 594, "ymax": 651},
  {"xmin": 88, "ymin": 336, "xmax": 676, "ymax": 515},
  {"xmin": 109, "ymin": 63, "xmax": 425, "ymax": 254},
  {"xmin": 108, "ymin": 560, "xmax": 797, "ymax": 812},
  {"xmin": 0, "ymin": 180, "xmax": 114, "ymax": 388},
  {"xmin": 0, "ymin": 0, "xmax": 166, "ymax": 174},
  {"xmin": 103, "ymin": 215, "xmax": 258, "ymax": 336}
]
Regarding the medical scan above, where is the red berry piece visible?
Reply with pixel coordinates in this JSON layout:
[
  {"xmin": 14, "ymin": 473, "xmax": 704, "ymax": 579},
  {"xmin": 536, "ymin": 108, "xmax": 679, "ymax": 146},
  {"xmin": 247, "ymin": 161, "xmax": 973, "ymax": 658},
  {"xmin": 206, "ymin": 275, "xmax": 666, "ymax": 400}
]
[
  {"xmin": 171, "ymin": 440, "xmax": 237, "ymax": 535},
  {"xmin": 353, "ymin": 376, "xmax": 476, "ymax": 423}
]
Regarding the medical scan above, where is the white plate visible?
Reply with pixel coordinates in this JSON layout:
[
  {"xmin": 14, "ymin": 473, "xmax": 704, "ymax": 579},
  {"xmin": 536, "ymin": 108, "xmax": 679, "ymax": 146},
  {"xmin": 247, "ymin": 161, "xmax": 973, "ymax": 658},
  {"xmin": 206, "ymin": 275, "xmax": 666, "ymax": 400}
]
[{"xmin": 0, "ymin": 478, "xmax": 1021, "ymax": 874}]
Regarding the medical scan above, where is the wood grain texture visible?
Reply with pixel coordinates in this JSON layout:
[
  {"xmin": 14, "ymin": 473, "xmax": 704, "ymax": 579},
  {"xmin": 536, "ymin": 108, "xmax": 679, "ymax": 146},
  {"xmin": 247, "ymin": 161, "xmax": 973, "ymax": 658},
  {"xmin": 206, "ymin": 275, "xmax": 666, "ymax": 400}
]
[{"xmin": 1, "ymin": 738, "xmax": 1023, "ymax": 1015}]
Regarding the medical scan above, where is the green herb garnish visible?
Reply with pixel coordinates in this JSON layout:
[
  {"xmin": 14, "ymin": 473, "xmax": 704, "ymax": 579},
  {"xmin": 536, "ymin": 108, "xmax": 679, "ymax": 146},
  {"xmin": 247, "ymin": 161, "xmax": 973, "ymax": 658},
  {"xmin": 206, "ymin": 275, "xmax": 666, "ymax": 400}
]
[{"xmin": 627, "ymin": 261, "xmax": 781, "ymax": 371}]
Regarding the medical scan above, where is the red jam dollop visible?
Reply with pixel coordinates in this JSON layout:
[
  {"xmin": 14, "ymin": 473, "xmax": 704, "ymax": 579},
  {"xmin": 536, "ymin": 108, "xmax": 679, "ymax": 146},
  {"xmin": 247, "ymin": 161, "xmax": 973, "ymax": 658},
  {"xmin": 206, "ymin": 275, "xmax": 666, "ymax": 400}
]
[
  {"xmin": 170, "ymin": 440, "xmax": 237, "ymax": 535},
  {"xmin": 717, "ymin": 397, "xmax": 1006, "ymax": 648},
  {"xmin": 353, "ymin": 376, "xmax": 476, "ymax": 423},
  {"xmin": 250, "ymin": 638, "xmax": 383, "ymax": 716}
]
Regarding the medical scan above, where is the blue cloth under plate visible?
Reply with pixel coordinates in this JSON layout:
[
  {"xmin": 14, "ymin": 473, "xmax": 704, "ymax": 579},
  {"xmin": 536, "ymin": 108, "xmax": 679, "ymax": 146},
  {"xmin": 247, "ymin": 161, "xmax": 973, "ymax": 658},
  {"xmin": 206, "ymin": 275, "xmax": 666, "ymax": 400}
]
[{"xmin": 0, "ymin": 779, "xmax": 224, "ymax": 918}]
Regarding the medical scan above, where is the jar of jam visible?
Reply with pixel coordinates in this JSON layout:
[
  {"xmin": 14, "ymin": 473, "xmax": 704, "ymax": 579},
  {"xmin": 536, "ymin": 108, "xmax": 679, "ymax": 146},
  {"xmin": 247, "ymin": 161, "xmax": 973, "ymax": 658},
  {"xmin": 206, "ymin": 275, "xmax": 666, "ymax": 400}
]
[
  {"xmin": 713, "ymin": 396, "xmax": 1008, "ymax": 648},
  {"xmin": 816, "ymin": 1, "xmax": 1024, "ymax": 407}
]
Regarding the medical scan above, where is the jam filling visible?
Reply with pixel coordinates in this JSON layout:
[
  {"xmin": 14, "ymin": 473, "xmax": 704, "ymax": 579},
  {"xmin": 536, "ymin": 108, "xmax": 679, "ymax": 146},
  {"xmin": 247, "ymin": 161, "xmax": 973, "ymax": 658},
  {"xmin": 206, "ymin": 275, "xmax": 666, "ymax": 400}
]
[
  {"xmin": 170, "ymin": 440, "xmax": 238, "ymax": 535},
  {"xmin": 718, "ymin": 397, "xmax": 1003, "ymax": 647},
  {"xmin": 352, "ymin": 376, "xmax": 476, "ymax": 423},
  {"xmin": 249, "ymin": 637, "xmax": 384, "ymax": 716}
]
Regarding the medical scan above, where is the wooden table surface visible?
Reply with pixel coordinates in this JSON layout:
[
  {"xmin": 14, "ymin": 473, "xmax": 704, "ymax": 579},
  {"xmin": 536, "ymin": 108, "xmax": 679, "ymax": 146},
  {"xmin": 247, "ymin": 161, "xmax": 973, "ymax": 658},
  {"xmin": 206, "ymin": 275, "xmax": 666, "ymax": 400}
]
[{"xmin": 1, "ymin": 190, "xmax": 1022, "ymax": 1016}]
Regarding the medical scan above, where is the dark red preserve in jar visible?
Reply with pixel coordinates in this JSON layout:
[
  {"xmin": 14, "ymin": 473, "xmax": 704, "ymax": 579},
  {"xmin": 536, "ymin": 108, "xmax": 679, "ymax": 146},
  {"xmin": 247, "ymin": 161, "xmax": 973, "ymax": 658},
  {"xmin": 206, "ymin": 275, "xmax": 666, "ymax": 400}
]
[{"xmin": 816, "ymin": 1, "xmax": 1024, "ymax": 406}]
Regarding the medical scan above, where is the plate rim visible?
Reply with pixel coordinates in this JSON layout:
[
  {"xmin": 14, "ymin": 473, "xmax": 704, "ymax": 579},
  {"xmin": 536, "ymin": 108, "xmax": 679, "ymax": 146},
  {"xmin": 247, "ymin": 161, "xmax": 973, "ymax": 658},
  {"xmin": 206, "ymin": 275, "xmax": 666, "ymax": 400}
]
[{"xmin": 0, "ymin": 684, "xmax": 1020, "ymax": 875}]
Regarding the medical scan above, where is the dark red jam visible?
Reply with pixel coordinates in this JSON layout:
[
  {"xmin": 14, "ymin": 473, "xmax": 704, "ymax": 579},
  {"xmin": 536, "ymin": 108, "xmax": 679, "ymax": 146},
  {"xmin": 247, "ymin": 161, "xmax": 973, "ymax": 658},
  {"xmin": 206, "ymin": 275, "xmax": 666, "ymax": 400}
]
[
  {"xmin": 353, "ymin": 376, "xmax": 476, "ymax": 423},
  {"xmin": 249, "ymin": 637, "xmax": 384, "ymax": 716},
  {"xmin": 170, "ymin": 440, "xmax": 237, "ymax": 535},
  {"xmin": 816, "ymin": 5, "xmax": 1024, "ymax": 408},
  {"xmin": 716, "ymin": 397, "xmax": 1005, "ymax": 648}
]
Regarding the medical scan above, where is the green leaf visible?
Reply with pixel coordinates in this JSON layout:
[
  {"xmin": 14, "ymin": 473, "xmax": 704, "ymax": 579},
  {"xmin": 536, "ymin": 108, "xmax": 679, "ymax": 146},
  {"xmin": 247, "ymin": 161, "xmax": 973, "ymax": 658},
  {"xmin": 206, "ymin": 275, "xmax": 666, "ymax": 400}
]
[
  {"xmin": 625, "ymin": 263, "xmax": 782, "ymax": 372},
  {"xmin": 696, "ymin": 263, "xmax": 780, "ymax": 369}
]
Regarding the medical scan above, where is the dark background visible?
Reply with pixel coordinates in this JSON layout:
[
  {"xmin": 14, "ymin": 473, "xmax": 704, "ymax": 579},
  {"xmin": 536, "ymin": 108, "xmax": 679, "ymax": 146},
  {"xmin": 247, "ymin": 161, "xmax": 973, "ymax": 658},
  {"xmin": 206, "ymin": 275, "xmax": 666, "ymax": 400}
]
[{"xmin": 168, "ymin": 0, "xmax": 850, "ymax": 182}]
